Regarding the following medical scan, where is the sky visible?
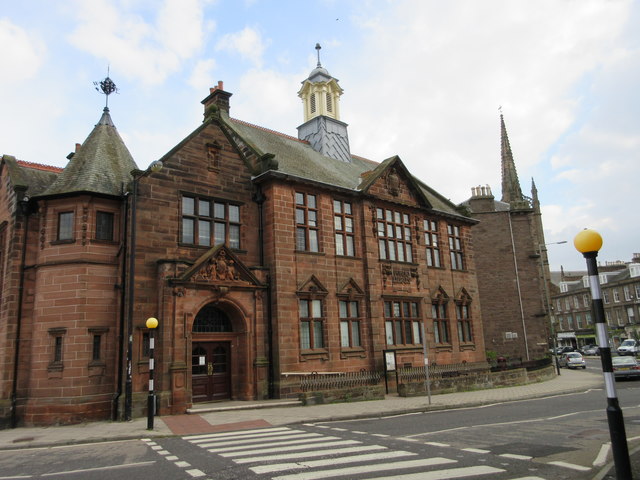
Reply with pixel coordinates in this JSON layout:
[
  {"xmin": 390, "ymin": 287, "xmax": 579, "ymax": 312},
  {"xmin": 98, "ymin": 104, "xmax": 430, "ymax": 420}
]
[{"xmin": 1, "ymin": 0, "xmax": 639, "ymax": 272}]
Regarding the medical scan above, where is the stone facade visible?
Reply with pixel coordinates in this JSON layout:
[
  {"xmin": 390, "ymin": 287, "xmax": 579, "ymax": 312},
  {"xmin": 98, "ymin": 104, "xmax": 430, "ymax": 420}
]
[
  {"xmin": 463, "ymin": 115, "xmax": 551, "ymax": 362},
  {"xmin": 1, "ymin": 64, "xmax": 488, "ymax": 427}
]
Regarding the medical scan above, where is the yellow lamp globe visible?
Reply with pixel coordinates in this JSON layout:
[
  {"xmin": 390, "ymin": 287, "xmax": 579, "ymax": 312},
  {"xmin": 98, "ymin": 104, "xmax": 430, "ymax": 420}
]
[
  {"xmin": 146, "ymin": 317, "xmax": 159, "ymax": 329},
  {"xmin": 574, "ymin": 229, "xmax": 603, "ymax": 254}
]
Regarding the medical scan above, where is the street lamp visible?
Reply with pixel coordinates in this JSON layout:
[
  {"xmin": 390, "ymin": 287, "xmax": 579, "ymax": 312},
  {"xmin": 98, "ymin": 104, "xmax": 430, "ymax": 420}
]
[
  {"xmin": 574, "ymin": 229, "xmax": 631, "ymax": 479},
  {"xmin": 146, "ymin": 317, "xmax": 158, "ymax": 430},
  {"xmin": 538, "ymin": 240, "xmax": 567, "ymax": 376}
]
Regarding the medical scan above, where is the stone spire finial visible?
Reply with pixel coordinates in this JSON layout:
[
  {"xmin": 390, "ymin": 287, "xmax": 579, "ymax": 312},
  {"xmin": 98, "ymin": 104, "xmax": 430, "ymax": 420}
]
[{"xmin": 500, "ymin": 112, "xmax": 526, "ymax": 207}]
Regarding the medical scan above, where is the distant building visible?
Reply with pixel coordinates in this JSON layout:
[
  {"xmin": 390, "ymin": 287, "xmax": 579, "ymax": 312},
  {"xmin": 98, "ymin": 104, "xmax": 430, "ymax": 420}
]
[
  {"xmin": 552, "ymin": 255, "xmax": 640, "ymax": 349},
  {"xmin": 1, "ymin": 52, "xmax": 488, "ymax": 427},
  {"xmin": 462, "ymin": 115, "xmax": 551, "ymax": 361}
]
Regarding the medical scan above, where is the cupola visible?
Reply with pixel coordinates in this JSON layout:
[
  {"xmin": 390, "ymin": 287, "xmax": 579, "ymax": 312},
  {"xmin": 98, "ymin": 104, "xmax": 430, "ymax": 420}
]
[{"xmin": 297, "ymin": 44, "xmax": 351, "ymax": 163}]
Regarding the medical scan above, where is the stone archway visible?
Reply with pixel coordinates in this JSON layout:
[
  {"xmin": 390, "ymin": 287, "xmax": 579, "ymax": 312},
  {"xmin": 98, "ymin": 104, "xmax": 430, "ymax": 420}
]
[{"xmin": 191, "ymin": 304, "xmax": 235, "ymax": 402}]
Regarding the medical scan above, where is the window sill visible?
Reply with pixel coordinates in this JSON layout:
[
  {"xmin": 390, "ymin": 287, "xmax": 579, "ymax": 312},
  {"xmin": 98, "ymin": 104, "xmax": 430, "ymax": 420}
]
[
  {"xmin": 51, "ymin": 239, "xmax": 76, "ymax": 245},
  {"xmin": 459, "ymin": 343, "xmax": 476, "ymax": 351},
  {"xmin": 340, "ymin": 347, "xmax": 366, "ymax": 359},
  {"xmin": 384, "ymin": 344, "xmax": 424, "ymax": 351},
  {"xmin": 434, "ymin": 344, "xmax": 454, "ymax": 352},
  {"xmin": 295, "ymin": 250, "xmax": 325, "ymax": 256},
  {"xmin": 300, "ymin": 349, "xmax": 329, "ymax": 361},
  {"xmin": 90, "ymin": 239, "xmax": 119, "ymax": 245},
  {"xmin": 379, "ymin": 260, "xmax": 418, "ymax": 266}
]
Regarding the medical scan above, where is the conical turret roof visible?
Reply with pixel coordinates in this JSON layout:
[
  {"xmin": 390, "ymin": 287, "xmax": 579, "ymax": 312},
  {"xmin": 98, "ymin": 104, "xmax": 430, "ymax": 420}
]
[{"xmin": 41, "ymin": 107, "xmax": 138, "ymax": 197}]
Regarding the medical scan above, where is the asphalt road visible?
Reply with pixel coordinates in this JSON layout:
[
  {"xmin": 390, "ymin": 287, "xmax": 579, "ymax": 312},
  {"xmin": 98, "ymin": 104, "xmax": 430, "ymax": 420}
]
[{"xmin": 2, "ymin": 359, "xmax": 638, "ymax": 480}]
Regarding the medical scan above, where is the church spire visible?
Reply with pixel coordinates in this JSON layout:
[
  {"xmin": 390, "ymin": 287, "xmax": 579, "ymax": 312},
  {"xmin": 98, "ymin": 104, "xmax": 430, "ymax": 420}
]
[{"xmin": 500, "ymin": 112, "xmax": 527, "ymax": 207}]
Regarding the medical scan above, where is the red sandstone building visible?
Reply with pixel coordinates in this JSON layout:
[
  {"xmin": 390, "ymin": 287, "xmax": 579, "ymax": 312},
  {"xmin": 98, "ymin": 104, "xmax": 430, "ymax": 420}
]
[
  {"xmin": 1, "ymin": 58, "xmax": 488, "ymax": 427},
  {"xmin": 464, "ymin": 115, "xmax": 552, "ymax": 362}
]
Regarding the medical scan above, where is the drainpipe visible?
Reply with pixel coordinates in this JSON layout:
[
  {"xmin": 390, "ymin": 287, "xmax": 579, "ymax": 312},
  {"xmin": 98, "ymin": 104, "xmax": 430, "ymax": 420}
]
[
  {"xmin": 124, "ymin": 176, "xmax": 138, "ymax": 421},
  {"xmin": 113, "ymin": 188, "xmax": 130, "ymax": 420},
  {"xmin": 252, "ymin": 186, "xmax": 274, "ymax": 398},
  {"xmin": 507, "ymin": 212, "xmax": 530, "ymax": 360},
  {"xmin": 10, "ymin": 190, "xmax": 31, "ymax": 428}
]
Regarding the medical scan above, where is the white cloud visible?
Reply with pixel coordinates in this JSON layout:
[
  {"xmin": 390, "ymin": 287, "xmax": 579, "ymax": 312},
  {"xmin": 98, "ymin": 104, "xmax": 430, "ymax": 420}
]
[
  {"xmin": 67, "ymin": 0, "xmax": 208, "ymax": 85},
  {"xmin": 0, "ymin": 18, "xmax": 45, "ymax": 84},
  {"xmin": 216, "ymin": 26, "xmax": 266, "ymax": 67},
  {"xmin": 189, "ymin": 58, "xmax": 216, "ymax": 90}
]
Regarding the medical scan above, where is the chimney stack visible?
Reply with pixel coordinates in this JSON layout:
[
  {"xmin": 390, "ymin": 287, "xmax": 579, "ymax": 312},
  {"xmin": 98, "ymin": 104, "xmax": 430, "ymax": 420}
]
[{"xmin": 201, "ymin": 80, "xmax": 232, "ymax": 117}]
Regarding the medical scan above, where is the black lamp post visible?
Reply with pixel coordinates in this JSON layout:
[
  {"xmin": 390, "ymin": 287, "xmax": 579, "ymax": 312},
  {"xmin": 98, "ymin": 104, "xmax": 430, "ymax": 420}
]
[
  {"xmin": 146, "ymin": 317, "xmax": 158, "ymax": 430},
  {"xmin": 574, "ymin": 228, "xmax": 631, "ymax": 479}
]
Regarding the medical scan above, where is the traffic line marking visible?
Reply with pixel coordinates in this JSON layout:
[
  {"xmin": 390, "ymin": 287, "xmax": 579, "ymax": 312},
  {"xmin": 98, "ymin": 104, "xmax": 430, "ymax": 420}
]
[
  {"xmin": 232, "ymin": 445, "xmax": 387, "ymax": 464},
  {"xmin": 249, "ymin": 450, "xmax": 417, "ymax": 474},
  {"xmin": 362, "ymin": 465, "xmax": 504, "ymax": 479},
  {"xmin": 548, "ymin": 460, "xmax": 591, "ymax": 471},
  {"xmin": 462, "ymin": 448, "xmax": 490, "ymax": 454},
  {"xmin": 271, "ymin": 457, "xmax": 457, "ymax": 480},
  {"xmin": 499, "ymin": 453, "xmax": 533, "ymax": 460}
]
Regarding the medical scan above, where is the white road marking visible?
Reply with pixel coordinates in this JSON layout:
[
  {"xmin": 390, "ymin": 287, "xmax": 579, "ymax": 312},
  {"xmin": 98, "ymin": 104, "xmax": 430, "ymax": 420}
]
[
  {"xmin": 40, "ymin": 461, "xmax": 155, "ymax": 476},
  {"xmin": 194, "ymin": 432, "xmax": 322, "ymax": 448},
  {"xmin": 271, "ymin": 457, "xmax": 457, "ymax": 480},
  {"xmin": 462, "ymin": 447, "xmax": 490, "ymax": 454},
  {"xmin": 185, "ymin": 469, "xmax": 206, "ymax": 477},
  {"xmin": 186, "ymin": 426, "xmax": 290, "ymax": 440},
  {"xmin": 250, "ymin": 450, "xmax": 417, "ymax": 474},
  {"xmin": 207, "ymin": 435, "xmax": 342, "ymax": 453},
  {"xmin": 362, "ymin": 465, "xmax": 504, "ymax": 479},
  {"xmin": 233, "ymin": 445, "xmax": 387, "ymax": 464},
  {"xmin": 548, "ymin": 460, "xmax": 591, "ymax": 471},
  {"xmin": 425, "ymin": 441, "xmax": 450, "ymax": 447},
  {"xmin": 593, "ymin": 443, "xmax": 611, "ymax": 466},
  {"xmin": 499, "ymin": 453, "xmax": 533, "ymax": 460},
  {"xmin": 216, "ymin": 439, "xmax": 361, "ymax": 457}
]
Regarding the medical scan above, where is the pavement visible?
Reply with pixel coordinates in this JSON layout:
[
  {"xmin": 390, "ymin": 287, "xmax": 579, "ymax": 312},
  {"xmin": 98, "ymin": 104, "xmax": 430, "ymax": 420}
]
[{"xmin": 0, "ymin": 368, "xmax": 638, "ymax": 479}]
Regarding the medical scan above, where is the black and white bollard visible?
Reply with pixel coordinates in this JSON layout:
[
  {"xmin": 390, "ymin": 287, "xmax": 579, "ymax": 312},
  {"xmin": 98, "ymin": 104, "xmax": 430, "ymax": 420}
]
[
  {"xmin": 574, "ymin": 229, "xmax": 631, "ymax": 479},
  {"xmin": 146, "ymin": 317, "xmax": 158, "ymax": 430}
]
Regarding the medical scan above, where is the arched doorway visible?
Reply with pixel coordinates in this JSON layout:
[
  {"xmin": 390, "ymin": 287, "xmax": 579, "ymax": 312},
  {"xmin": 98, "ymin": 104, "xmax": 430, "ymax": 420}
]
[{"xmin": 191, "ymin": 304, "xmax": 233, "ymax": 402}]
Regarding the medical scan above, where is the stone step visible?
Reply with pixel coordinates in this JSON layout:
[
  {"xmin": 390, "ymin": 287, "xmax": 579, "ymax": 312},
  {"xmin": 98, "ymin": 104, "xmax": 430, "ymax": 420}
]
[{"xmin": 186, "ymin": 399, "xmax": 303, "ymax": 414}]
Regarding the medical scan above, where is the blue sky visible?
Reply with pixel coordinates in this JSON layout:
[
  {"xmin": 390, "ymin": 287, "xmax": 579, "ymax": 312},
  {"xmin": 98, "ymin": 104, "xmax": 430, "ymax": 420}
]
[{"xmin": 2, "ymin": 0, "xmax": 639, "ymax": 271}]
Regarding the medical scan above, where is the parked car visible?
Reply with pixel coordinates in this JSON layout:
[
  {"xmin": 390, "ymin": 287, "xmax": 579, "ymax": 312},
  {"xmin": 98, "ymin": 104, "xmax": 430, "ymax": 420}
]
[
  {"xmin": 555, "ymin": 346, "xmax": 575, "ymax": 355},
  {"xmin": 617, "ymin": 339, "xmax": 639, "ymax": 356},
  {"xmin": 578, "ymin": 344, "xmax": 596, "ymax": 354},
  {"xmin": 582, "ymin": 345, "xmax": 600, "ymax": 356},
  {"xmin": 612, "ymin": 356, "xmax": 640, "ymax": 379},
  {"xmin": 558, "ymin": 352, "xmax": 586, "ymax": 369}
]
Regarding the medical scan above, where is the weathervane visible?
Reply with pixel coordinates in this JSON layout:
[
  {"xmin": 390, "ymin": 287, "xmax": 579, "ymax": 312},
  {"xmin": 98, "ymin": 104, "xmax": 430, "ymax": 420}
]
[
  {"xmin": 94, "ymin": 67, "xmax": 118, "ymax": 108},
  {"xmin": 315, "ymin": 43, "xmax": 322, "ymax": 67}
]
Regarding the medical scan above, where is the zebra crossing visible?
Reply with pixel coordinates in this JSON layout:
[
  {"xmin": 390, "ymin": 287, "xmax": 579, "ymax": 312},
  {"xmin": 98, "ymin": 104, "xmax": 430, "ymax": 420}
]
[{"xmin": 183, "ymin": 426, "xmax": 550, "ymax": 479}]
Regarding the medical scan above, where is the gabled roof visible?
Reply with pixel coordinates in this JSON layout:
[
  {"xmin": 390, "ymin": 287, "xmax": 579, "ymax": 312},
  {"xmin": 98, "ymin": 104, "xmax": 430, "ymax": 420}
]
[
  {"xmin": 215, "ymin": 113, "xmax": 470, "ymax": 221},
  {"xmin": 1, "ymin": 155, "xmax": 61, "ymax": 196},
  {"xmin": 40, "ymin": 108, "xmax": 138, "ymax": 198}
]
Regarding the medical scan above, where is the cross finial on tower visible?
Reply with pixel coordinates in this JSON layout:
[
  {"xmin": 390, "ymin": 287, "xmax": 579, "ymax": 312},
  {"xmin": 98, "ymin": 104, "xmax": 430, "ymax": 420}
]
[
  {"xmin": 315, "ymin": 43, "xmax": 322, "ymax": 67},
  {"xmin": 94, "ymin": 66, "xmax": 118, "ymax": 109}
]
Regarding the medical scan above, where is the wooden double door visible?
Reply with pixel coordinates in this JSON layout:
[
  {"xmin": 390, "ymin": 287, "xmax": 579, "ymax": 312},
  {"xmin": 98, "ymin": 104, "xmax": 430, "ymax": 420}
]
[{"xmin": 192, "ymin": 341, "xmax": 231, "ymax": 403}]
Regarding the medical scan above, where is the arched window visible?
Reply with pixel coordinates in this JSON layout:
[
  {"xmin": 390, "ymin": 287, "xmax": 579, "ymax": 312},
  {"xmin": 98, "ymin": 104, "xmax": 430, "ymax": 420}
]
[{"xmin": 193, "ymin": 304, "xmax": 232, "ymax": 333}]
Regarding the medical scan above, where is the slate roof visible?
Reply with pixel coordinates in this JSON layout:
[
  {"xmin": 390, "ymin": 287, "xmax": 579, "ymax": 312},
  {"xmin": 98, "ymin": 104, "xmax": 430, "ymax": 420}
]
[
  {"xmin": 223, "ymin": 114, "xmax": 469, "ymax": 221},
  {"xmin": 1, "ymin": 156, "xmax": 61, "ymax": 197},
  {"xmin": 40, "ymin": 108, "xmax": 138, "ymax": 198}
]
